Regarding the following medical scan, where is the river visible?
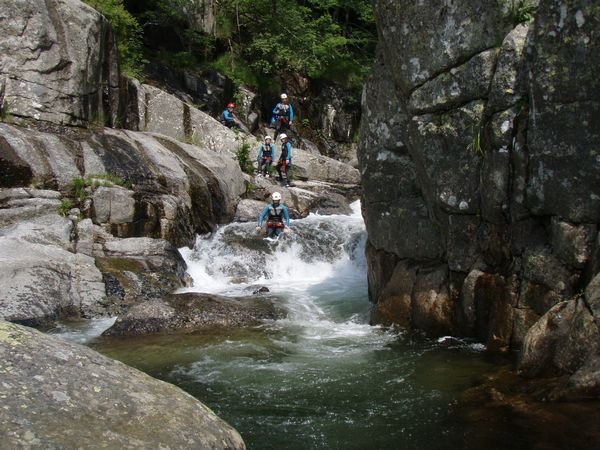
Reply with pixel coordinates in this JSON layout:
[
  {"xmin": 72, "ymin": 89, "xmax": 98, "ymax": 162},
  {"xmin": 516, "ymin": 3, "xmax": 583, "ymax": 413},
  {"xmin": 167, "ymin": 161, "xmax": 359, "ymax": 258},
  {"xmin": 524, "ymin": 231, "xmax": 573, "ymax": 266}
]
[{"xmin": 51, "ymin": 201, "xmax": 516, "ymax": 449}]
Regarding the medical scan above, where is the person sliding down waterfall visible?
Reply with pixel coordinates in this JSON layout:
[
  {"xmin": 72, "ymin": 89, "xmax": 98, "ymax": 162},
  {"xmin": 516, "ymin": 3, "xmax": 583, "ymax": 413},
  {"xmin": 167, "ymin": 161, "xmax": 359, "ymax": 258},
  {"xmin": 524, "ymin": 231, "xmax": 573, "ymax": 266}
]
[
  {"xmin": 256, "ymin": 192, "xmax": 290, "ymax": 239},
  {"xmin": 256, "ymin": 135, "xmax": 275, "ymax": 177},
  {"xmin": 276, "ymin": 134, "xmax": 292, "ymax": 187}
]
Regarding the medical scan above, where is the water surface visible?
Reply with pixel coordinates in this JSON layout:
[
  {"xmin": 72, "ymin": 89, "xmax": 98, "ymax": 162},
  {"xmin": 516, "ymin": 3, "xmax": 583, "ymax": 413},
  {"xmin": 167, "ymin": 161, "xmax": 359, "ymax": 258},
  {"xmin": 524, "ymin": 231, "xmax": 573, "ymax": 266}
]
[{"xmin": 57, "ymin": 203, "xmax": 512, "ymax": 449}]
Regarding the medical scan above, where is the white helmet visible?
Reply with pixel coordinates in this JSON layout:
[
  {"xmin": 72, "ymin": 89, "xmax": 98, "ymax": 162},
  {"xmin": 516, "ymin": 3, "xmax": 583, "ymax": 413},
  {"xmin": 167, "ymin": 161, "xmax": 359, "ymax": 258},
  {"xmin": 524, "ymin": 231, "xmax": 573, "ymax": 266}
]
[
  {"xmin": 272, "ymin": 192, "xmax": 282, "ymax": 201},
  {"xmin": 264, "ymin": 135, "xmax": 272, "ymax": 141},
  {"xmin": 281, "ymin": 93, "xmax": 288, "ymax": 99},
  {"xmin": 279, "ymin": 133, "xmax": 287, "ymax": 140}
]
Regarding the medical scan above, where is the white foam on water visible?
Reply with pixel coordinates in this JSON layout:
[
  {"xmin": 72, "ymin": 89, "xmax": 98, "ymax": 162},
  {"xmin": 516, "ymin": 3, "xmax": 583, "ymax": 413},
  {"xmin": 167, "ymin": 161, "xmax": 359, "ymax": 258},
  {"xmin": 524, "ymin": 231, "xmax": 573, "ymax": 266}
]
[{"xmin": 179, "ymin": 200, "xmax": 395, "ymax": 354}]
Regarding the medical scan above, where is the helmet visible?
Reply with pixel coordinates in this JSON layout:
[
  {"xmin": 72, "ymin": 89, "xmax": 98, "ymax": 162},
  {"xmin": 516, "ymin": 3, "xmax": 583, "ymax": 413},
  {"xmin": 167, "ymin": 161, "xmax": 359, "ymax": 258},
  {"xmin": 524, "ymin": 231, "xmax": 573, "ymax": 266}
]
[
  {"xmin": 280, "ymin": 93, "xmax": 288, "ymax": 99},
  {"xmin": 264, "ymin": 136, "xmax": 272, "ymax": 141},
  {"xmin": 279, "ymin": 133, "xmax": 287, "ymax": 140},
  {"xmin": 272, "ymin": 192, "xmax": 282, "ymax": 201},
  {"xmin": 227, "ymin": 103, "xmax": 235, "ymax": 108}
]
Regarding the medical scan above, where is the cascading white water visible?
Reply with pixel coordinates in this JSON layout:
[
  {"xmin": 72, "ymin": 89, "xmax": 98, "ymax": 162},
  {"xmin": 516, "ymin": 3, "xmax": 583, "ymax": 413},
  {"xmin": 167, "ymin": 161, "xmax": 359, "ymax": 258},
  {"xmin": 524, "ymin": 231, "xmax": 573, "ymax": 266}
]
[{"xmin": 178, "ymin": 200, "xmax": 394, "ymax": 353}]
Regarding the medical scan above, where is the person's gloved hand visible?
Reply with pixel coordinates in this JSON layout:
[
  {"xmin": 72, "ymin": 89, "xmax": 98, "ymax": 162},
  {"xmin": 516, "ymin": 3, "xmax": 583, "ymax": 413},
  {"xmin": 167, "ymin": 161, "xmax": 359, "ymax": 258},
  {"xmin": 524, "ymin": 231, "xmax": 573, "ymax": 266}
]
[
  {"xmin": 283, "ymin": 227, "xmax": 290, "ymax": 233},
  {"xmin": 256, "ymin": 226, "xmax": 262, "ymax": 232}
]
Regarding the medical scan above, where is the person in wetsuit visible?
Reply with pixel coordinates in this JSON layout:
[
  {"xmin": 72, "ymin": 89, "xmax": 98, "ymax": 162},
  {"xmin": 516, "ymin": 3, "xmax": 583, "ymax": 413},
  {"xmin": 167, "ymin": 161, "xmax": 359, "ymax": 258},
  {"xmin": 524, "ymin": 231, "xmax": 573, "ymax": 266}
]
[
  {"xmin": 271, "ymin": 93, "xmax": 293, "ymax": 142},
  {"xmin": 257, "ymin": 135, "xmax": 276, "ymax": 177},
  {"xmin": 276, "ymin": 133, "xmax": 292, "ymax": 187},
  {"xmin": 256, "ymin": 191, "xmax": 290, "ymax": 238}
]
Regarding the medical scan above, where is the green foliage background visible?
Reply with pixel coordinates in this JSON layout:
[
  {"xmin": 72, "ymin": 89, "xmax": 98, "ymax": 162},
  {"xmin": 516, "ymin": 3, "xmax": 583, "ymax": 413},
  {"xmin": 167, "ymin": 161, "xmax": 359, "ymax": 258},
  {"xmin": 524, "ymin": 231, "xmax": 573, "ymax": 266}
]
[
  {"xmin": 86, "ymin": 0, "xmax": 376, "ymax": 91},
  {"xmin": 83, "ymin": 0, "xmax": 146, "ymax": 79}
]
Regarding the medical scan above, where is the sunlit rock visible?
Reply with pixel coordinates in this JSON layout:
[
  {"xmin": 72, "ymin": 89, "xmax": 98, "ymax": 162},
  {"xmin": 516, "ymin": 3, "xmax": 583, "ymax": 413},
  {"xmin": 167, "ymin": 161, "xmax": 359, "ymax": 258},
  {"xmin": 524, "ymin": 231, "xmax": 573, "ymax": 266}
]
[{"xmin": 0, "ymin": 321, "xmax": 246, "ymax": 449}]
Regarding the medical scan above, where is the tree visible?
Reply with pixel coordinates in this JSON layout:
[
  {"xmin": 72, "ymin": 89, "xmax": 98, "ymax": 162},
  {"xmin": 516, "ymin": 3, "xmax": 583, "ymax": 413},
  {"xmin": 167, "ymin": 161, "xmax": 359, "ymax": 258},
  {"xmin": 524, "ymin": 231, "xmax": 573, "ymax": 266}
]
[
  {"xmin": 214, "ymin": 0, "xmax": 376, "ymax": 86},
  {"xmin": 84, "ymin": 0, "xmax": 146, "ymax": 78}
]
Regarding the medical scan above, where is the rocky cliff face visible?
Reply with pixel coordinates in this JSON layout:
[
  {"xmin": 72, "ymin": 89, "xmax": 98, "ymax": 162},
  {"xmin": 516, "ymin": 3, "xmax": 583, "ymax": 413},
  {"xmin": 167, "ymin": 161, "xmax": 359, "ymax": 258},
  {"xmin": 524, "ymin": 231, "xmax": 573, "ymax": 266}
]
[
  {"xmin": 0, "ymin": 0, "xmax": 121, "ymax": 127},
  {"xmin": 360, "ymin": 0, "xmax": 599, "ymax": 396}
]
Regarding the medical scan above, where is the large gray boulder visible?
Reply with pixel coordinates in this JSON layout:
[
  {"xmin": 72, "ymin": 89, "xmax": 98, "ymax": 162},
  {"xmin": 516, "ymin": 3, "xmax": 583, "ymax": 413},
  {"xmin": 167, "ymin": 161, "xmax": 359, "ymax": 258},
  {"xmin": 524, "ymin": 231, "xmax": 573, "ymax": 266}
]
[
  {"xmin": 0, "ymin": 321, "xmax": 246, "ymax": 449},
  {"xmin": 361, "ymin": 0, "xmax": 600, "ymax": 389},
  {"xmin": 0, "ymin": 123, "xmax": 245, "ymax": 247},
  {"xmin": 104, "ymin": 292, "xmax": 286, "ymax": 336},
  {"xmin": 0, "ymin": 205, "xmax": 191, "ymax": 326},
  {"xmin": 0, "ymin": 0, "xmax": 120, "ymax": 126},
  {"xmin": 134, "ymin": 82, "xmax": 244, "ymax": 158},
  {"xmin": 0, "ymin": 209, "xmax": 107, "ymax": 326}
]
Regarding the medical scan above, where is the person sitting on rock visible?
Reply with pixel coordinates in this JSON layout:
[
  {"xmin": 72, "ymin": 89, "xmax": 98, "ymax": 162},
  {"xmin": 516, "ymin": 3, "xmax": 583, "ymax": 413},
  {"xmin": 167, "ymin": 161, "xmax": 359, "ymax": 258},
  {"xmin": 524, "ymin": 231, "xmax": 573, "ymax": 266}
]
[
  {"xmin": 276, "ymin": 133, "xmax": 293, "ymax": 187},
  {"xmin": 220, "ymin": 102, "xmax": 242, "ymax": 129},
  {"xmin": 256, "ymin": 191, "xmax": 290, "ymax": 239},
  {"xmin": 256, "ymin": 135, "xmax": 276, "ymax": 177},
  {"xmin": 270, "ymin": 93, "xmax": 293, "ymax": 141}
]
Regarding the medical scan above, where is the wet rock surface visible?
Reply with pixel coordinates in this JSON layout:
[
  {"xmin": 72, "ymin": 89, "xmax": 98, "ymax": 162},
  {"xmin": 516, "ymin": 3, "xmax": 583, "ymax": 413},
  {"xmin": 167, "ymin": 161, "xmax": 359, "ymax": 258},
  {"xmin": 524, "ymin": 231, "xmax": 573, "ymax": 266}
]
[{"xmin": 103, "ymin": 292, "xmax": 286, "ymax": 336}]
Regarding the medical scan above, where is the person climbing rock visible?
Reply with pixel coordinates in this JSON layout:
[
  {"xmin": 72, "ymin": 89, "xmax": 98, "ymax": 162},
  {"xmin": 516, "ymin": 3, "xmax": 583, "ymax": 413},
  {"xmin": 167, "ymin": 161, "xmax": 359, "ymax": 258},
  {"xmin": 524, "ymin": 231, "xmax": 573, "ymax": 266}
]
[
  {"xmin": 256, "ymin": 135, "xmax": 276, "ymax": 177},
  {"xmin": 276, "ymin": 133, "xmax": 293, "ymax": 187},
  {"xmin": 256, "ymin": 191, "xmax": 290, "ymax": 239},
  {"xmin": 270, "ymin": 93, "xmax": 293, "ymax": 142},
  {"xmin": 220, "ymin": 102, "xmax": 242, "ymax": 129}
]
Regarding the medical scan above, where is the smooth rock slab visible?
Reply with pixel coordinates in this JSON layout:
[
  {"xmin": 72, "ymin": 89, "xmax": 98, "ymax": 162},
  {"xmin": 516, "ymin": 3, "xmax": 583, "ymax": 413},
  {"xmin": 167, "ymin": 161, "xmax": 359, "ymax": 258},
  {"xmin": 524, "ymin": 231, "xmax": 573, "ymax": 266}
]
[{"xmin": 0, "ymin": 321, "xmax": 246, "ymax": 449}]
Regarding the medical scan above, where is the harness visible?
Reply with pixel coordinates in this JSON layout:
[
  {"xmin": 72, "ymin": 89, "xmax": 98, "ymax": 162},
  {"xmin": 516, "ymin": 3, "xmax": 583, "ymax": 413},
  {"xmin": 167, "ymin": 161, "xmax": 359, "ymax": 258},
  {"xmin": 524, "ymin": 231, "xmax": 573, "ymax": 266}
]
[
  {"xmin": 275, "ymin": 103, "xmax": 290, "ymax": 123},
  {"xmin": 261, "ymin": 144, "xmax": 273, "ymax": 161},
  {"xmin": 267, "ymin": 204, "xmax": 285, "ymax": 228}
]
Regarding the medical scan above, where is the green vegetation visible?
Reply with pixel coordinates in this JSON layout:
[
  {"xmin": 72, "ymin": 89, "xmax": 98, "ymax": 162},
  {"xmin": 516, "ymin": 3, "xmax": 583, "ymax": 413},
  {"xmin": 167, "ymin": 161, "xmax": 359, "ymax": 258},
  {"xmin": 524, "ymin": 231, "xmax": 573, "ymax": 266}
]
[
  {"xmin": 467, "ymin": 129, "xmax": 483, "ymax": 155},
  {"xmin": 83, "ymin": 0, "xmax": 146, "ymax": 78},
  {"xmin": 235, "ymin": 142, "xmax": 255, "ymax": 174},
  {"xmin": 58, "ymin": 199, "xmax": 73, "ymax": 217},
  {"xmin": 70, "ymin": 174, "xmax": 131, "ymax": 201},
  {"xmin": 71, "ymin": 177, "xmax": 89, "ymax": 201},
  {"xmin": 511, "ymin": 0, "xmax": 537, "ymax": 25},
  {"xmin": 117, "ymin": 0, "xmax": 375, "ymax": 90},
  {"xmin": 0, "ymin": 106, "xmax": 12, "ymax": 123},
  {"xmin": 214, "ymin": 0, "xmax": 375, "ymax": 88}
]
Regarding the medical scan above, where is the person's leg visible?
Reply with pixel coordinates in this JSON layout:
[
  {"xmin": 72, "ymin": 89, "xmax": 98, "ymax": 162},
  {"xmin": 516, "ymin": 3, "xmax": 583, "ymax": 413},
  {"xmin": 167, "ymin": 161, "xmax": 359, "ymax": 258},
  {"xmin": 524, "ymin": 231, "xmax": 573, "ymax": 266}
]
[
  {"xmin": 276, "ymin": 160, "xmax": 283, "ymax": 181},
  {"xmin": 266, "ymin": 226, "xmax": 276, "ymax": 238},
  {"xmin": 281, "ymin": 161, "xmax": 289, "ymax": 185},
  {"xmin": 265, "ymin": 159, "xmax": 271, "ymax": 177},
  {"xmin": 285, "ymin": 160, "xmax": 292, "ymax": 184}
]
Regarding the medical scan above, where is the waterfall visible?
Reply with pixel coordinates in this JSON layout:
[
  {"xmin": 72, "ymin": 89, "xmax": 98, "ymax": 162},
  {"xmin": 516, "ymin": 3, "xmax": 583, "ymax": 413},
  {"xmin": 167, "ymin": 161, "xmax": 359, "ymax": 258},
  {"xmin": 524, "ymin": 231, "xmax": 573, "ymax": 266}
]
[{"xmin": 178, "ymin": 200, "xmax": 391, "ymax": 348}]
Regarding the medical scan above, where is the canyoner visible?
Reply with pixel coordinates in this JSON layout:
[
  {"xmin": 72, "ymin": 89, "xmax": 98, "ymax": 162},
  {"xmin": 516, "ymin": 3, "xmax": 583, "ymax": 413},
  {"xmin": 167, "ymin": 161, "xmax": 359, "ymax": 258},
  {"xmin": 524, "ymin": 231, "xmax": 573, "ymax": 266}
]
[{"xmin": 256, "ymin": 192, "xmax": 290, "ymax": 240}]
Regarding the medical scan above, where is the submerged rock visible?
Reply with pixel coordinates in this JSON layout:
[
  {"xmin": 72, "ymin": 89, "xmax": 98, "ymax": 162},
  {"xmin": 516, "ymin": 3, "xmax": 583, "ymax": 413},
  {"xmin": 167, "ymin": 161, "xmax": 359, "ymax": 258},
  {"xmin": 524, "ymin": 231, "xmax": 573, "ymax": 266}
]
[
  {"xmin": 460, "ymin": 367, "xmax": 600, "ymax": 449},
  {"xmin": 0, "ymin": 321, "xmax": 246, "ymax": 449}
]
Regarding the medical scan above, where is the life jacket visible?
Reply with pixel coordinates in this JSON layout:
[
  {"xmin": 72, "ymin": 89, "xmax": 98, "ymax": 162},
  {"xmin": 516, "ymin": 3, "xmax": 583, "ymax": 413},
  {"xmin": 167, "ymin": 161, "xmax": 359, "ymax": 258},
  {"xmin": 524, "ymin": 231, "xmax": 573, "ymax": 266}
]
[
  {"xmin": 262, "ymin": 144, "xmax": 273, "ymax": 159},
  {"xmin": 275, "ymin": 103, "xmax": 291, "ymax": 122},
  {"xmin": 221, "ymin": 110, "xmax": 233, "ymax": 126},
  {"xmin": 267, "ymin": 204, "xmax": 285, "ymax": 228}
]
